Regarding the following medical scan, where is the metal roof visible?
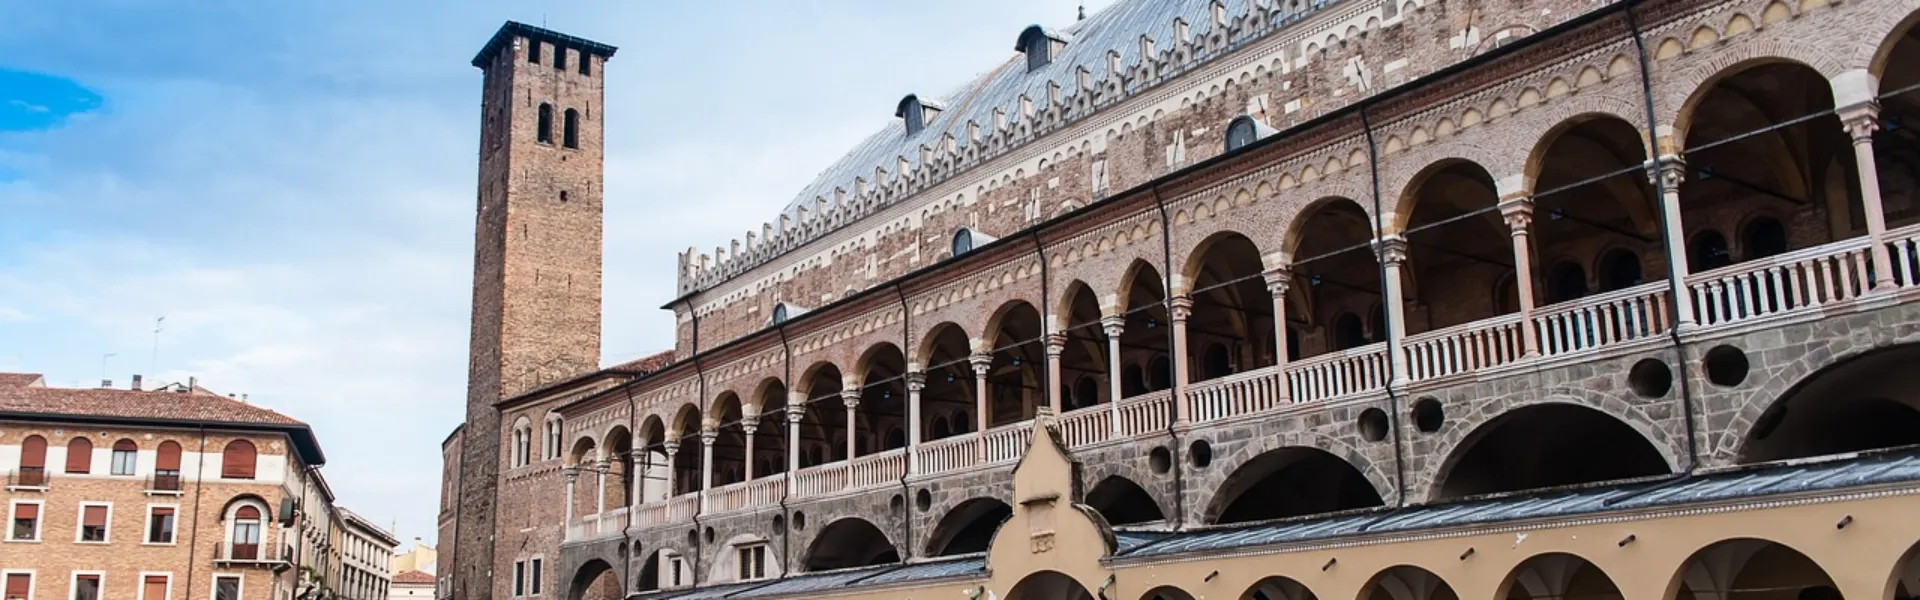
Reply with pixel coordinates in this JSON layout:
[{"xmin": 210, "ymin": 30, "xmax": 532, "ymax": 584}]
[{"xmin": 629, "ymin": 556, "xmax": 986, "ymax": 600}]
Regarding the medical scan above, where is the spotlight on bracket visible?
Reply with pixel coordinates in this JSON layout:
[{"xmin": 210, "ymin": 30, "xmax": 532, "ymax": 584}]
[
  {"xmin": 1204, "ymin": 571, "xmax": 1219, "ymax": 582},
  {"xmin": 1836, "ymin": 515, "xmax": 1853, "ymax": 530},
  {"xmin": 1618, "ymin": 534, "xmax": 1636, "ymax": 547},
  {"xmin": 1459, "ymin": 547, "xmax": 1475, "ymax": 561},
  {"xmin": 1322, "ymin": 557, "xmax": 1338, "ymax": 571}
]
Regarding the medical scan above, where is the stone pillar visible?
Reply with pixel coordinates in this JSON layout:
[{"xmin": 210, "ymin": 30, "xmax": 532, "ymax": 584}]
[
  {"xmin": 632, "ymin": 435, "xmax": 646, "ymax": 504},
  {"xmin": 662, "ymin": 438, "xmax": 680, "ymax": 496},
  {"xmin": 906, "ymin": 371, "xmax": 926, "ymax": 473},
  {"xmin": 1374, "ymin": 236, "xmax": 1411, "ymax": 386},
  {"xmin": 1500, "ymin": 198, "xmax": 1542, "ymax": 357},
  {"xmin": 1842, "ymin": 103, "xmax": 1898, "ymax": 288},
  {"xmin": 1169, "ymin": 295, "xmax": 1194, "ymax": 423},
  {"xmin": 840, "ymin": 388, "xmax": 862, "ymax": 460},
  {"xmin": 1653, "ymin": 156, "xmax": 1698, "ymax": 329},
  {"xmin": 785, "ymin": 408, "xmax": 803, "ymax": 493},
  {"xmin": 970, "ymin": 353, "xmax": 992, "ymax": 433},
  {"xmin": 699, "ymin": 429, "xmax": 716, "ymax": 502},
  {"xmin": 1263, "ymin": 267, "xmax": 1292, "ymax": 400},
  {"xmin": 594, "ymin": 457, "xmax": 608, "ymax": 516},
  {"xmin": 563, "ymin": 467, "xmax": 577, "ymax": 531},
  {"xmin": 1101, "ymin": 315, "xmax": 1125, "ymax": 433},
  {"xmin": 1044, "ymin": 332, "xmax": 1066, "ymax": 415},
  {"xmin": 741, "ymin": 417, "xmax": 758, "ymax": 481}
]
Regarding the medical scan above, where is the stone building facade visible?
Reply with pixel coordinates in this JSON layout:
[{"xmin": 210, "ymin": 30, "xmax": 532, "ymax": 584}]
[{"xmin": 439, "ymin": 1, "xmax": 1920, "ymax": 599}]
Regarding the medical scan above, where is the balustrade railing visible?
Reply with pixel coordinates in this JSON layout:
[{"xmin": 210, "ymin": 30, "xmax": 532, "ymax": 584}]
[
  {"xmin": 849, "ymin": 450, "xmax": 907, "ymax": 488},
  {"xmin": 1531, "ymin": 282, "xmax": 1672, "ymax": 356},
  {"xmin": 1890, "ymin": 224, "xmax": 1920, "ymax": 289},
  {"xmin": 1404, "ymin": 315, "xmax": 1525, "ymax": 381},
  {"xmin": 1116, "ymin": 390, "xmax": 1173, "ymax": 435},
  {"xmin": 629, "ymin": 494, "xmax": 698, "ymax": 528},
  {"xmin": 914, "ymin": 434, "xmax": 979, "ymax": 476},
  {"xmin": 1286, "ymin": 343, "xmax": 1389, "ymax": 403},
  {"xmin": 792, "ymin": 463, "xmax": 848, "ymax": 498},
  {"xmin": 1688, "ymin": 238, "xmax": 1873, "ymax": 327},
  {"xmin": 565, "ymin": 507, "xmax": 628, "ymax": 542},
  {"xmin": 1185, "ymin": 366, "xmax": 1283, "ymax": 423},
  {"xmin": 1058, "ymin": 404, "xmax": 1114, "ymax": 447},
  {"xmin": 708, "ymin": 475, "xmax": 787, "ymax": 513},
  {"xmin": 982, "ymin": 422, "xmax": 1034, "ymax": 464}
]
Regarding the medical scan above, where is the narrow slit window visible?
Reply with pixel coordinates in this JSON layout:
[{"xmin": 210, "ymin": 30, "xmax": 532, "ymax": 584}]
[
  {"xmin": 537, "ymin": 104, "xmax": 554, "ymax": 144},
  {"xmin": 562, "ymin": 109, "xmax": 580, "ymax": 149}
]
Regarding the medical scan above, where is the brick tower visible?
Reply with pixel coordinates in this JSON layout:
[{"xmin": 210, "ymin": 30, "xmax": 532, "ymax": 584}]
[{"xmin": 451, "ymin": 22, "xmax": 616, "ymax": 600}]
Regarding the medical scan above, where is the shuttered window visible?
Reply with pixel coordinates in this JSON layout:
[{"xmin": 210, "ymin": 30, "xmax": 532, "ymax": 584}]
[
  {"xmin": 65, "ymin": 437, "xmax": 92, "ymax": 474},
  {"xmin": 9, "ymin": 503, "xmax": 39, "ymax": 541},
  {"xmin": 148, "ymin": 506, "xmax": 176, "ymax": 544},
  {"xmin": 155, "ymin": 442, "xmax": 181, "ymax": 471},
  {"xmin": 80, "ymin": 505, "xmax": 108, "ymax": 542},
  {"xmin": 5, "ymin": 573, "xmax": 31, "ymax": 600},
  {"xmin": 20, "ymin": 436, "xmax": 46, "ymax": 469},
  {"xmin": 141, "ymin": 576, "xmax": 167, "ymax": 600},
  {"xmin": 220, "ymin": 441, "xmax": 256, "ymax": 480}
]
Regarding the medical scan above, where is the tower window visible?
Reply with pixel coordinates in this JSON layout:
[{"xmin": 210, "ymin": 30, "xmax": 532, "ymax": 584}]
[
  {"xmin": 554, "ymin": 46, "xmax": 567, "ymax": 71},
  {"xmin": 563, "ymin": 109, "xmax": 580, "ymax": 149},
  {"xmin": 537, "ymin": 104, "xmax": 554, "ymax": 144},
  {"xmin": 527, "ymin": 39, "xmax": 541, "ymax": 64},
  {"xmin": 579, "ymin": 54, "xmax": 591, "ymax": 75}
]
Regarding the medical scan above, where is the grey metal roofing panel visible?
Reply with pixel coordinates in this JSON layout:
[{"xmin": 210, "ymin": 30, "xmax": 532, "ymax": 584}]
[
  {"xmin": 1121, "ymin": 450, "xmax": 1920, "ymax": 559},
  {"xmin": 1115, "ymin": 531, "xmax": 1171, "ymax": 553},
  {"xmin": 852, "ymin": 556, "xmax": 987, "ymax": 586},
  {"xmin": 730, "ymin": 565, "xmax": 895, "ymax": 598}
]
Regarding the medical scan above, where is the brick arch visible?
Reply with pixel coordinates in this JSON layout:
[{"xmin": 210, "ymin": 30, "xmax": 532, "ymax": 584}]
[
  {"xmin": 1718, "ymin": 336, "xmax": 1920, "ymax": 464},
  {"xmin": 1375, "ymin": 121, "xmax": 1516, "ymax": 233},
  {"xmin": 1281, "ymin": 195, "xmax": 1376, "ymax": 258},
  {"xmin": 1383, "ymin": 156, "xmax": 1503, "ymax": 236},
  {"xmin": 1419, "ymin": 390, "xmax": 1683, "ymax": 501},
  {"xmin": 1523, "ymin": 110, "xmax": 1655, "ymax": 196},
  {"xmin": 1192, "ymin": 428, "xmax": 1398, "ymax": 524},
  {"xmin": 1164, "ymin": 216, "xmax": 1262, "ymax": 296},
  {"xmin": 916, "ymin": 321, "xmax": 973, "ymax": 367},
  {"xmin": 564, "ymin": 556, "xmax": 623, "ymax": 600},
  {"xmin": 1863, "ymin": 1, "xmax": 1920, "ymax": 77},
  {"xmin": 1175, "ymin": 229, "xmax": 1267, "ymax": 300},
  {"xmin": 1054, "ymin": 278, "xmax": 1102, "ymax": 332},
  {"xmin": 745, "ymin": 377, "xmax": 787, "ymax": 415},
  {"xmin": 981, "ymin": 298, "xmax": 1044, "ymax": 349},
  {"xmin": 1115, "ymin": 258, "xmax": 1171, "ymax": 315},
  {"xmin": 1665, "ymin": 51, "xmax": 1843, "ymax": 143},
  {"xmin": 850, "ymin": 341, "xmax": 908, "ymax": 388}
]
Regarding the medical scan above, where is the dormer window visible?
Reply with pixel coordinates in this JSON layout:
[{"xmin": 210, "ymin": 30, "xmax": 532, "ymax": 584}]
[
  {"xmin": 1016, "ymin": 25, "xmax": 1068, "ymax": 72},
  {"xmin": 1225, "ymin": 115, "xmax": 1276, "ymax": 152},
  {"xmin": 770, "ymin": 303, "xmax": 808, "ymax": 325},
  {"xmin": 895, "ymin": 94, "xmax": 943, "ymax": 137},
  {"xmin": 952, "ymin": 229, "xmax": 974, "ymax": 256}
]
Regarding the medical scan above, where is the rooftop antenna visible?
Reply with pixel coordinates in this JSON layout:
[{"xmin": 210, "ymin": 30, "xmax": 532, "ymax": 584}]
[
  {"xmin": 101, "ymin": 353, "xmax": 116, "ymax": 384},
  {"xmin": 151, "ymin": 316, "xmax": 165, "ymax": 376},
  {"xmin": 1078, "ymin": 1, "xmax": 1087, "ymax": 20}
]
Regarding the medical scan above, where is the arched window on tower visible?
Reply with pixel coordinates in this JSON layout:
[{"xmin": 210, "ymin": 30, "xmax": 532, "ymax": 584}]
[
  {"xmin": 537, "ymin": 104, "xmax": 554, "ymax": 144},
  {"xmin": 563, "ymin": 109, "xmax": 580, "ymax": 149}
]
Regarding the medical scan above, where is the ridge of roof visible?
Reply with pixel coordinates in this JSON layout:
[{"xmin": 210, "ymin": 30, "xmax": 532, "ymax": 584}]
[
  {"xmin": 0, "ymin": 380, "xmax": 326, "ymax": 465},
  {"xmin": 392, "ymin": 571, "xmax": 437, "ymax": 585}
]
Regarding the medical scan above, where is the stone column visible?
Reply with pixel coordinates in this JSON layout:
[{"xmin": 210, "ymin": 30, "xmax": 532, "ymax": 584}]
[
  {"xmin": 1652, "ymin": 156, "xmax": 1698, "ymax": 328},
  {"xmin": 840, "ymin": 388, "xmax": 862, "ymax": 460},
  {"xmin": 632, "ymin": 435, "xmax": 646, "ymax": 504},
  {"xmin": 698, "ymin": 429, "xmax": 717, "ymax": 511},
  {"xmin": 741, "ymin": 417, "xmax": 758, "ymax": 481},
  {"xmin": 785, "ymin": 408, "xmax": 803, "ymax": 493},
  {"xmin": 1263, "ymin": 267, "xmax": 1292, "ymax": 401},
  {"xmin": 906, "ymin": 371, "xmax": 926, "ymax": 473},
  {"xmin": 1045, "ymin": 332, "xmax": 1067, "ymax": 415},
  {"xmin": 1101, "ymin": 315, "xmax": 1125, "ymax": 433},
  {"xmin": 1842, "ymin": 103, "xmax": 1898, "ymax": 288},
  {"xmin": 594, "ymin": 457, "xmax": 608, "ymax": 516},
  {"xmin": 662, "ymin": 438, "xmax": 680, "ymax": 496},
  {"xmin": 1169, "ymin": 295, "xmax": 1194, "ymax": 423},
  {"xmin": 970, "ymin": 353, "xmax": 993, "ymax": 433},
  {"xmin": 1375, "ymin": 236, "xmax": 1411, "ymax": 386},
  {"xmin": 562, "ymin": 467, "xmax": 578, "ymax": 531},
  {"xmin": 1500, "ymin": 198, "xmax": 1542, "ymax": 357}
]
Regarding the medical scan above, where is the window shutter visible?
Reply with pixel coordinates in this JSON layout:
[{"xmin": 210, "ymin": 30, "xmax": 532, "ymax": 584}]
[
  {"xmin": 156, "ymin": 441, "xmax": 182, "ymax": 470},
  {"xmin": 144, "ymin": 576, "xmax": 168, "ymax": 600},
  {"xmin": 15, "ymin": 503, "xmax": 36, "ymax": 520},
  {"xmin": 222, "ymin": 440, "xmax": 257, "ymax": 479},
  {"xmin": 114, "ymin": 439, "xmax": 137, "ymax": 452},
  {"xmin": 20, "ymin": 436, "xmax": 46, "ymax": 468},
  {"xmin": 83, "ymin": 505, "xmax": 107, "ymax": 527},
  {"xmin": 66, "ymin": 437, "xmax": 93, "ymax": 473},
  {"xmin": 5, "ymin": 573, "xmax": 29, "ymax": 599},
  {"xmin": 236, "ymin": 506, "xmax": 261, "ymax": 521}
]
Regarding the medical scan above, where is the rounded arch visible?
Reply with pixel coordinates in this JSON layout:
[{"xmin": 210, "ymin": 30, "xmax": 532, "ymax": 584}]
[
  {"xmin": 217, "ymin": 493, "xmax": 272, "ymax": 524},
  {"xmin": 746, "ymin": 377, "xmax": 786, "ymax": 414},
  {"xmin": 567, "ymin": 558, "xmax": 622, "ymax": 600},
  {"xmin": 1524, "ymin": 112, "xmax": 1654, "ymax": 194},
  {"xmin": 568, "ymin": 435, "xmax": 599, "ymax": 466},
  {"xmin": 1085, "ymin": 476, "xmax": 1165, "ymax": 526},
  {"xmin": 1143, "ymin": 587, "xmax": 1198, "ymax": 600},
  {"xmin": 1889, "ymin": 538, "xmax": 1920, "ymax": 600},
  {"xmin": 803, "ymin": 517, "xmax": 899, "ymax": 571},
  {"xmin": 1673, "ymin": 56, "xmax": 1837, "ymax": 147},
  {"xmin": 917, "ymin": 322, "xmax": 973, "ymax": 367},
  {"xmin": 1433, "ymin": 402, "xmax": 1673, "ymax": 500},
  {"xmin": 982, "ymin": 299, "xmax": 1044, "ymax": 350},
  {"xmin": 669, "ymin": 403, "xmax": 703, "ymax": 437},
  {"xmin": 1738, "ymin": 343, "xmax": 1920, "ymax": 464},
  {"xmin": 601, "ymin": 424, "xmax": 631, "ymax": 452},
  {"xmin": 1243, "ymin": 576, "xmax": 1318, "ymax": 600},
  {"xmin": 1178, "ymin": 229, "xmax": 1266, "ymax": 296},
  {"xmin": 1116, "ymin": 259, "xmax": 1169, "ymax": 314},
  {"xmin": 853, "ymin": 342, "xmax": 908, "ymax": 386},
  {"xmin": 1056, "ymin": 279, "xmax": 1101, "ymax": 332},
  {"xmin": 1391, "ymin": 157, "xmax": 1501, "ymax": 235},
  {"xmin": 1007, "ymin": 570, "xmax": 1096, "ymax": 600},
  {"xmin": 1663, "ymin": 538, "xmax": 1839, "ymax": 600},
  {"xmin": 1283, "ymin": 196, "xmax": 1374, "ymax": 257},
  {"xmin": 1360, "ymin": 565, "xmax": 1458, "ymax": 600},
  {"xmin": 1868, "ymin": 6, "xmax": 1920, "ymax": 79},
  {"xmin": 639, "ymin": 415, "xmax": 666, "ymax": 447},
  {"xmin": 1495, "ymin": 553, "xmax": 1624, "ymax": 600},
  {"xmin": 1206, "ymin": 446, "xmax": 1386, "ymax": 525},
  {"xmin": 925, "ymin": 497, "xmax": 1012, "ymax": 556}
]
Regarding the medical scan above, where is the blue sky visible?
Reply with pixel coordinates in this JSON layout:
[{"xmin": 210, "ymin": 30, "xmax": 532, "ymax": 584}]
[{"xmin": 0, "ymin": 0, "xmax": 1111, "ymax": 545}]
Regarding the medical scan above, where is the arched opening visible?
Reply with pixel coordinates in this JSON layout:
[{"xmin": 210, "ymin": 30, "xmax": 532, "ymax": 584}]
[
  {"xmin": 921, "ymin": 323, "xmax": 977, "ymax": 438},
  {"xmin": 1872, "ymin": 16, "xmax": 1920, "ymax": 234},
  {"xmin": 1143, "ymin": 587, "xmax": 1198, "ymax": 600},
  {"xmin": 637, "ymin": 417, "xmax": 668, "ymax": 502},
  {"xmin": 1007, "ymin": 570, "xmax": 1095, "ymax": 600},
  {"xmin": 1085, "ymin": 476, "xmax": 1165, "ymax": 526},
  {"xmin": 1529, "ymin": 115, "xmax": 1662, "ymax": 307},
  {"xmin": 1740, "ymin": 343, "xmax": 1920, "ymax": 463},
  {"xmin": 1207, "ymin": 447, "xmax": 1383, "ymax": 524},
  {"xmin": 711, "ymin": 393, "xmax": 748, "ymax": 486},
  {"xmin": 1500, "ymin": 553, "xmax": 1623, "ymax": 600},
  {"xmin": 856, "ymin": 343, "xmax": 910, "ymax": 456},
  {"xmin": 1059, "ymin": 282, "xmax": 1112, "ymax": 412},
  {"xmin": 1742, "ymin": 217, "xmax": 1788, "ymax": 260},
  {"xmin": 1671, "ymin": 539, "xmax": 1837, "ymax": 600},
  {"xmin": 750, "ymin": 381, "xmax": 789, "ymax": 479},
  {"xmin": 803, "ymin": 518, "xmax": 898, "ymax": 571},
  {"xmin": 537, "ymin": 103, "xmax": 554, "ymax": 144},
  {"xmin": 1399, "ymin": 160, "xmax": 1517, "ymax": 332},
  {"xmin": 562, "ymin": 108, "xmax": 580, "ymax": 149},
  {"xmin": 985, "ymin": 301, "xmax": 1045, "ymax": 427},
  {"xmin": 1435, "ymin": 404, "xmax": 1670, "ymax": 499},
  {"xmin": 1120, "ymin": 261, "xmax": 1174, "ymax": 398},
  {"xmin": 602, "ymin": 426, "xmax": 632, "ymax": 508},
  {"xmin": 1681, "ymin": 62, "xmax": 1854, "ymax": 274},
  {"xmin": 1242, "ymin": 576, "xmax": 1317, "ymax": 600},
  {"xmin": 567, "ymin": 559, "xmax": 619, "ymax": 600},
  {"xmin": 799, "ymin": 364, "xmax": 846, "ymax": 465},
  {"xmin": 1892, "ymin": 540, "xmax": 1920, "ymax": 600},
  {"xmin": 1186, "ymin": 232, "xmax": 1276, "ymax": 382},
  {"xmin": 670, "ymin": 404, "xmax": 704, "ymax": 494},
  {"xmin": 1362, "ymin": 566, "xmax": 1458, "ymax": 600},
  {"xmin": 634, "ymin": 549, "xmax": 691, "ymax": 592},
  {"xmin": 568, "ymin": 436, "xmax": 601, "ymax": 518},
  {"xmin": 925, "ymin": 498, "xmax": 1012, "ymax": 556},
  {"xmin": 1289, "ymin": 199, "xmax": 1383, "ymax": 359}
]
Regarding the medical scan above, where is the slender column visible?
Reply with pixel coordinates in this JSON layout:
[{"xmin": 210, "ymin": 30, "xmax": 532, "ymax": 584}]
[
  {"xmin": 1044, "ymin": 332, "xmax": 1067, "ymax": 415},
  {"xmin": 594, "ymin": 458, "xmax": 608, "ymax": 516},
  {"xmin": 1263, "ymin": 267, "xmax": 1293, "ymax": 401},
  {"xmin": 1842, "ymin": 104, "xmax": 1897, "ymax": 288},
  {"xmin": 1500, "ymin": 198, "xmax": 1542, "ymax": 357},
  {"xmin": 906, "ymin": 371, "xmax": 926, "ymax": 473},
  {"xmin": 1375, "ymin": 237, "xmax": 1411, "ymax": 386},
  {"xmin": 970, "ymin": 353, "xmax": 992, "ymax": 434},
  {"xmin": 632, "ymin": 436, "xmax": 646, "ymax": 504},
  {"xmin": 1101, "ymin": 315, "xmax": 1125, "ymax": 433},
  {"xmin": 840, "ymin": 388, "xmax": 862, "ymax": 460},
  {"xmin": 562, "ymin": 468, "xmax": 578, "ymax": 533},
  {"xmin": 1653, "ymin": 156, "xmax": 1698, "ymax": 328},
  {"xmin": 784, "ymin": 408, "xmax": 803, "ymax": 493},
  {"xmin": 698, "ymin": 429, "xmax": 717, "ymax": 511},
  {"xmin": 741, "ymin": 417, "xmax": 758, "ymax": 481},
  {"xmin": 661, "ymin": 438, "xmax": 680, "ymax": 496},
  {"xmin": 1168, "ymin": 295, "xmax": 1193, "ymax": 423}
]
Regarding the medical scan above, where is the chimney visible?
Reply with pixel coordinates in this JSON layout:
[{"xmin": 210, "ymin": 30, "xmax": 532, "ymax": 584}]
[
  {"xmin": 131, "ymin": 374, "xmax": 143, "ymax": 391},
  {"xmin": 187, "ymin": 376, "xmax": 198, "ymax": 390},
  {"xmin": 99, "ymin": 378, "xmax": 113, "ymax": 388}
]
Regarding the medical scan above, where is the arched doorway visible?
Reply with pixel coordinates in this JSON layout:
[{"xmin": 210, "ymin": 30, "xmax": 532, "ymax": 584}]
[
  {"xmin": 1671, "ymin": 539, "xmax": 1838, "ymax": 600},
  {"xmin": 799, "ymin": 363, "xmax": 845, "ymax": 465},
  {"xmin": 803, "ymin": 517, "xmax": 898, "ymax": 571},
  {"xmin": 1740, "ymin": 344, "xmax": 1920, "ymax": 463},
  {"xmin": 1243, "ymin": 576, "xmax": 1316, "ymax": 600},
  {"xmin": 1399, "ymin": 160, "xmax": 1518, "ymax": 332},
  {"xmin": 1500, "ymin": 553, "xmax": 1624, "ymax": 600},
  {"xmin": 1007, "ymin": 571, "xmax": 1095, "ymax": 600},
  {"xmin": 1085, "ymin": 476, "xmax": 1165, "ymax": 526},
  {"xmin": 567, "ymin": 559, "xmax": 620, "ymax": 600},
  {"xmin": 1288, "ymin": 198, "xmax": 1384, "ymax": 359},
  {"xmin": 1361, "ymin": 565, "xmax": 1459, "ymax": 600},
  {"xmin": 925, "ymin": 498, "xmax": 1012, "ymax": 556},
  {"xmin": 1185, "ymin": 232, "xmax": 1276, "ymax": 382},
  {"xmin": 1434, "ymin": 404, "xmax": 1670, "ymax": 499},
  {"xmin": 1207, "ymin": 447, "xmax": 1383, "ymax": 524}
]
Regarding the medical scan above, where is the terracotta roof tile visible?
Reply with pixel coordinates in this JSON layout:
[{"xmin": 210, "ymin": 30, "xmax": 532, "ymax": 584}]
[
  {"xmin": 391, "ymin": 571, "xmax": 436, "ymax": 585},
  {"xmin": 612, "ymin": 351, "xmax": 675, "ymax": 374},
  {"xmin": 0, "ymin": 384, "xmax": 305, "ymax": 427},
  {"xmin": 0, "ymin": 373, "xmax": 46, "ymax": 388}
]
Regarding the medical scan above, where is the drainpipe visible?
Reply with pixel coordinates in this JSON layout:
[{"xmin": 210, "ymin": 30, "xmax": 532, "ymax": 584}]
[
  {"xmin": 1625, "ymin": 0, "xmax": 1701, "ymax": 472},
  {"xmin": 891, "ymin": 282, "xmax": 916, "ymax": 560},
  {"xmin": 1359, "ymin": 104, "xmax": 1409, "ymax": 507},
  {"xmin": 1029, "ymin": 230, "xmax": 1053, "ymax": 415},
  {"xmin": 773, "ymin": 321, "xmax": 795, "ymax": 573},
  {"xmin": 1149, "ymin": 185, "xmax": 1187, "ymax": 528},
  {"xmin": 680, "ymin": 297, "xmax": 709, "ymax": 584},
  {"xmin": 184, "ymin": 427, "xmax": 209, "ymax": 600}
]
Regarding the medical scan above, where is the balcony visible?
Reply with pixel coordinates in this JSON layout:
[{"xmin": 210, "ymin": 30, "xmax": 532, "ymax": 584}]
[
  {"xmin": 213, "ymin": 542, "xmax": 292, "ymax": 571},
  {"xmin": 5, "ymin": 467, "xmax": 48, "ymax": 491},
  {"xmin": 147, "ymin": 471, "xmax": 184, "ymax": 494},
  {"xmin": 565, "ymin": 507, "xmax": 628, "ymax": 542}
]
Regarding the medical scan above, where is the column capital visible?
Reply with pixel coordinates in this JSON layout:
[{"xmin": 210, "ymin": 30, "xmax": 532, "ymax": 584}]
[
  {"xmin": 905, "ymin": 370, "xmax": 927, "ymax": 392},
  {"xmin": 969, "ymin": 353, "xmax": 994, "ymax": 376},
  {"xmin": 1262, "ymin": 267, "xmax": 1293, "ymax": 296},
  {"xmin": 741, "ymin": 421, "xmax": 758, "ymax": 436},
  {"xmin": 840, "ymin": 387, "xmax": 862, "ymax": 409},
  {"xmin": 1044, "ymin": 332, "xmax": 1068, "ymax": 357},
  {"xmin": 1100, "ymin": 315, "xmax": 1126, "ymax": 338},
  {"xmin": 1168, "ymin": 295, "xmax": 1194, "ymax": 321},
  {"xmin": 1498, "ymin": 197, "xmax": 1534, "ymax": 233},
  {"xmin": 785, "ymin": 408, "xmax": 805, "ymax": 424},
  {"xmin": 1839, "ymin": 101, "xmax": 1881, "ymax": 143},
  {"xmin": 1372, "ymin": 236, "xmax": 1410, "ymax": 266},
  {"xmin": 1650, "ymin": 155, "xmax": 1686, "ymax": 189},
  {"xmin": 563, "ymin": 467, "xmax": 580, "ymax": 482},
  {"xmin": 662, "ymin": 439, "xmax": 680, "ymax": 455},
  {"xmin": 699, "ymin": 429, "xmax": 718, "ymax": 446}
]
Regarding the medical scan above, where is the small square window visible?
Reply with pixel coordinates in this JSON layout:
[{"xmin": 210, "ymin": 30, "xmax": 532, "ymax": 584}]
[
  {"xmin": 77, "ymin": 505, "xmax": 109, "ymax": 543},
  {"xmin": 146, "ymin": 507, "xmax": 176, "ymax": 544},
  {"xmin": 71, "ymin": 574, "xmax": 100, "ymax": 600},
  {"xmin": 212, "ymin": 576, "xmax": 240, "ymax": 600},
  {"xmin": 8, "ymin": 502, "xmax": 40, "ymax": 541}
]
